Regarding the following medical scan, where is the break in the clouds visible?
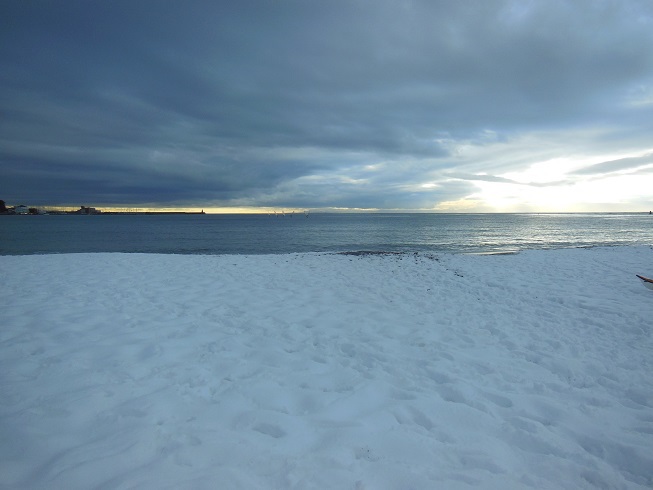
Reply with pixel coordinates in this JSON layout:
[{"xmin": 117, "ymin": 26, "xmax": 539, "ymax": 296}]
[{"xmin": 2, "ymin": 0, "xmax": 652, "ymax": 211}]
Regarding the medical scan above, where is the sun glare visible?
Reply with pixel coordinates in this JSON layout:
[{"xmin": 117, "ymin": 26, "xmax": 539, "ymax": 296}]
[
  {"xmin": 469, "ymin": 171, "xmax": 652, "ymax": 212},
  {"xmin": 502, "ymin": 157, "xmax": 588, "ymax": 184}
]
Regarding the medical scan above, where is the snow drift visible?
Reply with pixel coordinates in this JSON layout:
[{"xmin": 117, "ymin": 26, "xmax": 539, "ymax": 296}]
[{"xmin": 1, "ymin": 247, "xmax": 652, "ymax": 489}]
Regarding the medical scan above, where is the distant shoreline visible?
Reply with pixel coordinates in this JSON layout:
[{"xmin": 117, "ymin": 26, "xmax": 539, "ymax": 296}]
[
  {"xmin": 1, "ymin": 211, "xmax": 207, "ymax": 216},
  {"xmin": 88, "ymin": 211, "xmax": 206, "ymax": 215}
]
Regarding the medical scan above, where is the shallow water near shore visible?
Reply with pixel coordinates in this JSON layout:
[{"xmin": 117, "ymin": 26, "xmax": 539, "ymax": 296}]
[{"xmin": 1, "ymin": 212, "xmax": 652, "ymax": 255}]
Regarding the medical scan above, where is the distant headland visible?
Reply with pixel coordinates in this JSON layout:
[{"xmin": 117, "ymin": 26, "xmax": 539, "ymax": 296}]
[{"xmin": 0, "ymin": 200, "xmax": 205, "ymax": 215}]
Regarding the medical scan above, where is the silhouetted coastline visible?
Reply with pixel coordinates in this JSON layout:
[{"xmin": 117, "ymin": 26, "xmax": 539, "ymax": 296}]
[{"xmin": 0, "ymin": 201, "xmax": 206, "ymax": 216}]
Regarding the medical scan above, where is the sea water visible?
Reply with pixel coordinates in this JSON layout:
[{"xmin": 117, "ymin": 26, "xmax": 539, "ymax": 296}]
[{"xmin": 1, "ymin": 213, "xmax": 652, "ymax": 255}]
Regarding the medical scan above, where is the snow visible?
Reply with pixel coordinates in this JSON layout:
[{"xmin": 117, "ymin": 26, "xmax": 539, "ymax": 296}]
[{"xmin": 1, "ymin": 247, "xmax": 652, "ymax": 489}]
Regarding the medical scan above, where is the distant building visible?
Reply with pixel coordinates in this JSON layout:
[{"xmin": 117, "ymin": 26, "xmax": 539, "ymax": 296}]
[
  {"xmin": 14, "ymin": 205, "xmax": 29, "ymax": 215},
  {"xmin": 77, "ymin": 206, "xmax": 101, "ymax": 215}
]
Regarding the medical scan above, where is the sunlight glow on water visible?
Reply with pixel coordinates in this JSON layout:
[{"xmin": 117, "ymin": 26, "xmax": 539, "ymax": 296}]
[{"xmin": 1, "ymin": 213, "xmax": 652, "ymax": 255}]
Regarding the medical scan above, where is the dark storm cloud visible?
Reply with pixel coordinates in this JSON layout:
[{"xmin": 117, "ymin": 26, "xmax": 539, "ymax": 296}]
[{"xmin": 1, "ymin": 0, "xmax": 652, "ymax": 209}]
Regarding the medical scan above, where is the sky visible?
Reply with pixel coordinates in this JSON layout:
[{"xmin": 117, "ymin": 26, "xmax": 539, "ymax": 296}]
[{"xmin": 1, "ymin": 0, "xmax": 653, "ymax": 212}]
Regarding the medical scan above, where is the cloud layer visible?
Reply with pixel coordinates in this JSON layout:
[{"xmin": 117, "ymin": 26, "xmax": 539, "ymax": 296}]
[{"xmin": 2, "ymin": 0, "xmax": 653, "ymax": 210}]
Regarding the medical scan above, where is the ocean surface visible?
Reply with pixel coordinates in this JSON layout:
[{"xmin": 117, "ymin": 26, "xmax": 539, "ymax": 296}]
[{"xmin": 1, "ymin": 213, "xmax": 652, "ymax": 255}]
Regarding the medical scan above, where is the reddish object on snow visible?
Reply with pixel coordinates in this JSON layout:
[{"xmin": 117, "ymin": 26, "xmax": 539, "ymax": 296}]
[{"xmin": 636, "ymin": 274, "xmax": 653, "ymax": 290}]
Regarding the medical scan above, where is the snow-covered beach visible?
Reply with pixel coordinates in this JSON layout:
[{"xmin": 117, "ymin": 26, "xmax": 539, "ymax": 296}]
[{"xmin": 1, "ymin": 247, "xmax": 652, "ymax": 489}]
